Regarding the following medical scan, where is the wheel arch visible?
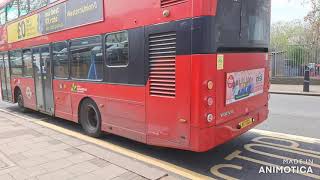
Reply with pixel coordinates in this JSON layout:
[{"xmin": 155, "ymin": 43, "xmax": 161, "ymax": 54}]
[
  {"xmin": 13, "ymin": 86, "xmax": 22, "ymax": 103},
  {"xmin": 77, "ymin": 96, "xmax": 97, "ymax": 123}
]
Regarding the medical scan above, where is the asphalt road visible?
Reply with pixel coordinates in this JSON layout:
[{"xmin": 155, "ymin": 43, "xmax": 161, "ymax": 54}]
[
  {"xmin": 257, "ymin": 94, "xmax": 320, "ymax": 139},
  {"xmin": 0, "ymin": 94, "xmax": 319, "ymax": 180}
]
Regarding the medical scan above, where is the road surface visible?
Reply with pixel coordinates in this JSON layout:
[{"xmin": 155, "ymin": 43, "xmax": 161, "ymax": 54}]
[{"xmin": 0, "ymin": 94, "xmax": 319, "ymax": 180}]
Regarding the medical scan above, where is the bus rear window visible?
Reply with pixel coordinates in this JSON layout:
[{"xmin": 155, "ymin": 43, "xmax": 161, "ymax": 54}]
[
  {"xmin": 215, "ymin": 0, "xmax": 271, "ymax": 49},
  {"xmin": 241, "ymin": 0, "xmax": 271, "ymax": 43}
]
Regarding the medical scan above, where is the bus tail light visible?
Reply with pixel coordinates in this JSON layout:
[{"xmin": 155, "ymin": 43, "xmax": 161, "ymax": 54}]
[
  {"xmin": 207, "ymin": 114, "xmax": 214, "ymax": 123},
  {"xmin": 207, "ymin": 81, "xmax": 213, "ymax": 90},
  {"xmin": 207, "ymin": 97, "xmax": 214, "ymax": 106}
]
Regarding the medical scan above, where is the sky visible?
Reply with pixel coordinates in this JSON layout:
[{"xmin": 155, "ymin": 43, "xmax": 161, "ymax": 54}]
[{"xmin": 272, "ymin": 0, "xmax": 311, "ymax": 23}]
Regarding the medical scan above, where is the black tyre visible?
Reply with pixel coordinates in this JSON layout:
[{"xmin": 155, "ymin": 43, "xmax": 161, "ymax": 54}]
[
  {"xmin": 17, "ymin": 91, "xmax": 28, "ymax": 113},
  {"xmin": 80, "ymin": 99, "xmax": 102, "ymax": 138}
]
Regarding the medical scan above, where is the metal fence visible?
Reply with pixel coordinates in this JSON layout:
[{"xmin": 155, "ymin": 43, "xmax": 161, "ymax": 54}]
[{"xmin": 270, "ymin": 45, "xmax": 320, "ymax": 78}]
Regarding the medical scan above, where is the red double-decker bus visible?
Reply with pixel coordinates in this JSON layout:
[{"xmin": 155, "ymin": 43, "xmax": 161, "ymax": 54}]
[{"xmin": 0, "ymin": 0, "xmax": 271, "ymax": 152}]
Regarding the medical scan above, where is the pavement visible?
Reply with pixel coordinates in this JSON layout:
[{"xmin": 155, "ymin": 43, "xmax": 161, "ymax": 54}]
[
  {"xmin": 270, "ymin": 84, "xmax": 320, "ymax": 96},
  {"xmin": 0, "ymin": 108, "xmax": 181, "ymax": 180},
  {"xmin": 0, "ymin": 94, "xmax": 319, "ymax": 180}
]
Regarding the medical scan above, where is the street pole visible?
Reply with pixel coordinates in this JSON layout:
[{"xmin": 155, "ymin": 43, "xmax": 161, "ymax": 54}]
[{"xmin": 303, "ymin": 66, "xmax": 310, "ymax": 92}]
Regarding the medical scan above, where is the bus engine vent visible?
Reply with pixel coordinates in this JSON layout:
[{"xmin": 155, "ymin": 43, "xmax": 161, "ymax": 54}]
[
  {"xmin": 161, "ymin": 0, "xmax": 187, "ymax": 7},
  {"xmin": 149, "ymin": 32, "xmax": 177, "ymax": 97}
]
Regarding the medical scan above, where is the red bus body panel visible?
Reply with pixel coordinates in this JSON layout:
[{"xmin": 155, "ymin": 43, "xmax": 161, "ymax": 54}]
[
  {"xmin": 52, "ymin": 80, "xmax": 147, "ymax": 143},
  {"xmin": 11, "ymin": 77, "xmax": 37, "ymax": 110},
  {"xmin": 0, "ymin": 0, "xmax": 270, "ymax": 152}
]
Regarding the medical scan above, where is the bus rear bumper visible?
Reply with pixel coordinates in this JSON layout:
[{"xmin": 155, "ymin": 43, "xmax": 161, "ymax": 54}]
[{"xmin": 189, "ymin": 105, "xmax": 269, "ymax": 152}]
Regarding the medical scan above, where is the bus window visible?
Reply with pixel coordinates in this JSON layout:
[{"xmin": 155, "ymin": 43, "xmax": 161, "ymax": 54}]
[
  {"xmin": 53, "ymin": 42, "xmax": 69, "ymax": 79},
  {"xmin": 10, "ymin": 50, "xmax": 23, "ymax": 76},
  {"xmin": 19, "ymin": 0, "xmax": 30, "ymax": 17},
  {"xmin": 22, "ymin": 49, "xmax": 33, "ymax": 77},
  {"xmin": 0, "ymin": 7, "xmax": 6, "ymax": 25},
  {"xmin": 30, "ymin": 0, "xmax": 47, "ymax": 12},
  {"xmin": 49, "ymin": 0, "xmax": 59, "ymax": 3},
  {"xmin": 106, "ymin": 31, "xmax": 129, "ymax": 66},
  {"xmin": 70, "ymin": 36, "xmax": 103, "ymax": 80},
  {"xmin": 6, "ymin": 0, "xmax": 19, "ymax": 22}
]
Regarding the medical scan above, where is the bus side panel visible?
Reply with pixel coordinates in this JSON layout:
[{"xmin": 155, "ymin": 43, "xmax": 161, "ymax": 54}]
[
  {"xmin": 53, "ymin": 80, "xmax": 73, "ymax": 121},
  {"xmin": 146, "ymin": 55, "xmax": 191, "ymax": 149},
  {"xmin": 53, "ymin": 80, "xmax": 147, "ymax": 143},
  {"xmin": 11, "ymin": 77, "xmax": 37, "ymax": 110}
]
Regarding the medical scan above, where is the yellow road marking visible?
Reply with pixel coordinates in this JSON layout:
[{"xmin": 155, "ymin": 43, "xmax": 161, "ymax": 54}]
[
  {"xmin": 210, "ymin": 164, "xmax": 242, "ymax": 180},
  {"xmin": 250, "ymin": 129, "xmax": 320, "ymax": 144},
  {"xmin": 0, "ymin": 109, "xmax": 213, "ymax": 180},
  {"xmin": 252, "ymin": 137, "xmax": 320, "ymax": 155}
]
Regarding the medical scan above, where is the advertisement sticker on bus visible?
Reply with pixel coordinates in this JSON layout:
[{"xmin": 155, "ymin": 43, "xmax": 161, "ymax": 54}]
[
  {"xmin": 226, "ymin": 68, "xmax": 265, "ymax": 105},
  {"xmin": 217, "ymin": 54, "xmax": 224, "ymax": 70},
  {"xmin": 7, "ymin": 14, "xmax": 41, "ymax": 43},
  {"xmin": 39, "ymin": 0, "xmax": 103, "ymax": 34},
  {"xmin": 7, "ymin": 0, "xmax": 104, "ymax": 43}
]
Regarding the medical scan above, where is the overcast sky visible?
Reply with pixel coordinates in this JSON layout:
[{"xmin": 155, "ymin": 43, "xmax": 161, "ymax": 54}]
[{"xmin": 272, "ymin": 0, "xmax": 311, "ymax": 23}]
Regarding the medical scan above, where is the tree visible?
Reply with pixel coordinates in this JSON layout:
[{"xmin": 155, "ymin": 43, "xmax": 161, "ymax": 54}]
[
  {"xmin": 305, "ymin": 0, "xmax": 320, "ymax": 44},
  {"xmin": 270, "ymin": 20, "xmax": 308, "ymax": 49}
]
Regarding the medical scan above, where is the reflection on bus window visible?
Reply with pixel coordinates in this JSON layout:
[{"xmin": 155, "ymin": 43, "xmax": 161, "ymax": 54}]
[
  {"xmin": 0, "ymin": 7, "xmax": 6, "ymax": 25},
  {"xmin": 53, "ymin": 42, "xmax": 69, "ymax": 78},
  {"xmin": 23, "ymin": 49, "xmax": 33, "ymax": 77},
  {"xmin": 106, "ymin": 31, "xmax": 129, "ymax": 66},
  {"xmin": 30, "ymin": 0, "xmax": 48, "ymax": 12},
  {"xmin": 32, "ymin": 48, "xmax": 41, "ymax": 74},
  {"xmin": 245, "ymin": 0, "xmax": 270, "ymax": 42},
  {"xmin": 49, "ymin": 0, "xmax": 59, "ymax": 3},
  {"xmin": 10, "ymin": 50, "xmax": 23, "ymax": 76},
  {"xmin": 6, "ymin": 0, "xmax": 19, "ymax": 22},
  {"xmin": 70, "ymin": 36, "xmax": 103, "ymax": 80},
  {"xmin": 41, "ymin": 47, "xmax": 50, "ymax": 74},
  {"xmin": 19, "ymin": 0, "xmax": 30, "ymax": 16}
]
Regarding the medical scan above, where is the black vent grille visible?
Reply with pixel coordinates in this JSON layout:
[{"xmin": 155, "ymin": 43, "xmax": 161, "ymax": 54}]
[
  {"xmin": 161, "ymin": 0, "xmax": 187, "ymax": 7},
  {"xmin": 149, "ymin": 32, "xmax": 177, "ymax": 97}
]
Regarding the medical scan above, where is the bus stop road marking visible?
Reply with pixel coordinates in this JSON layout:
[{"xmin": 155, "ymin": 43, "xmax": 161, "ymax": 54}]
[
  {"xmin": 250, "ymin": 129, "xmax": 320, "ymax": 144},
  {"xmin": 0, "ymin": 109, "xmax": 214, "ymax": 180}
]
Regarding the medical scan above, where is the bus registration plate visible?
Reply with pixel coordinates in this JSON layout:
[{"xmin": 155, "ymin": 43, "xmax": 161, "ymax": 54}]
[{"xmin": 239, "ymin": 118, "xmax": 254, "ymax": 129}]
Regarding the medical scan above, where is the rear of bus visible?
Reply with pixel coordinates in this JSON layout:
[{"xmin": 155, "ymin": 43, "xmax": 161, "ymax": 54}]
[{"xmin": 189, "ymin": 0, "xmax": 271, "ymax": 152}]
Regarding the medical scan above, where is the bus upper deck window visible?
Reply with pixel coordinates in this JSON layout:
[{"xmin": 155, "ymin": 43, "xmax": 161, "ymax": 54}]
[
  {"xmin": 19, "ymin": 0, "xmax": 30, "ymax": 16},
  {"xmin": 30, "ymin": 0, "xmax": 48, "ymax": 12},
  {"xmin": 0, "ymin": 7, "xmax": 5, "ymax": 25},
  {"xmin": 6, "ymin": 0, "xmax": 19, "ymax": 22}
]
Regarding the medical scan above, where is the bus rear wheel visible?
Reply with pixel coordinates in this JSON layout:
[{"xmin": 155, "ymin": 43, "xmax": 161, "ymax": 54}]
[
  {"xmin": 80, "ymin": 99, "xmax": 102, "ymax": 138},
  {"xmin": 17, "ymin": 91, "xmax": 28, "ymax": 113}
]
